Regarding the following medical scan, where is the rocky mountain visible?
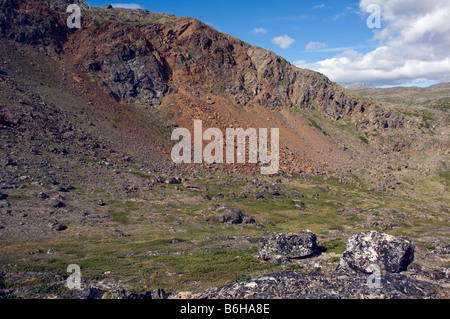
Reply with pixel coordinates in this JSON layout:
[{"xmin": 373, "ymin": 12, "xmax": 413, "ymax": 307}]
[
  {"xmin": 0, "ymin": 0, "xmax": 448, "ymax": 300},
  {"xmin": 1, "ymin": 0, "xmax": 393, "ymax": 176}
]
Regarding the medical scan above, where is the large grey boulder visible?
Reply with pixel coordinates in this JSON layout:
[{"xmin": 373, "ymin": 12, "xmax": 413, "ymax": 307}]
[
  {"xmin": 258, "ymin": 230, "xmax": 317, "ymax": 261},
  {"xmin": 339, "ymin": 231, "xmax": 414, "ymax": 273}
]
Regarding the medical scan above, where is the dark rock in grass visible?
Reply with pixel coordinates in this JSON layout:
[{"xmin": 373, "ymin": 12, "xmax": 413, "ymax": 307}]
[
  {"xmin": 48, "ymin": 220, "xmax": 66, "ymax": 231},
  {"xmin": 216, "ymin": 208, "xmax": 255, "ymax": 225},
  {"xmin": 47, "ymin": 248, "xmax": 59, "ymax": 254},
  {"xmin": 49, "ymin": 198, "xmax": 65, "ymax": 208},
  {"xmin": 97, "ymin": 199, "xmax": 107, "ymax": 206},
  {"xmin": 339, "ymin": 231, "xmax": 414, "ymax": 274},
  {"xmin": 214, "ymin": 193, "xmax": 224, "ymax": 200},
  {"xmin": 166, "ymin": 177, "xmax": 181, "ymax": 184},
  {"xmin": 4, "ymin": 158, "xmax": 15, "ymax": 166},
  {"xmin": 56, "ymin": 186, "xmax": 68, "ymax": 192},
  {"xmin": 0, "ymin": 193, "xmax": 8, "ymax": 200},
  {"xmin": 37, "ymin": 192, "xmax": 49, "ymax": 200},
  {"xmin": 291, "ymin": 189, "xmax": 305, "ymax": 198},
  {"xmin": 259, "ymin": 230, "xmax": 318, "ymax": 261}
]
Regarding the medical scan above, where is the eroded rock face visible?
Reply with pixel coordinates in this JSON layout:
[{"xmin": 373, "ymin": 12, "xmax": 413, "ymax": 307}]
[
  {"xmin": 339, "ymin": 231, "xmax": 414, "ymax": 273},
  {"xmin": 258, "ymin": 230, "xmax": 317, "ymax": 261}
]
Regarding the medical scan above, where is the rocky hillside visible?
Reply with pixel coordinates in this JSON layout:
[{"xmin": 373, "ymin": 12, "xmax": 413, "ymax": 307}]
[
  {"xmin": 0, "ymin": 0, "xmax": 406, "ymax": 177},
  {"xmin": 0, "ymin": 0, "xmax": 448, "ymax": 300}
]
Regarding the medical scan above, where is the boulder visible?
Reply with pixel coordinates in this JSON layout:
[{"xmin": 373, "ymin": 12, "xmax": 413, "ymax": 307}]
[
  {"xmin": 49, "ymin": 198, "xmax": 65, "ymax": 208},
  {"xmin": 48, "ymin": 220, "xmax": 66, "ymax": 231},
  {"xmin": 216, "ymin": 208, "xmax": 255, "ymax": 225},
  {"xmin": 258, "ymin": 230, "xmax": 317, "ymax": 261},
  {"xmin": 214, "ymin": 193, "xmax": 224, "ymax": 200},
  {"xmin": 339, "ymin": 231, "xmax": 414, "ymax": 273},
  {"xmin": 166, "ymin": 177, "xmax": 181, "ymax": 184},
  {"xmin": 37, "ymin": 192, "xmax": 49, "ymax": 200}
]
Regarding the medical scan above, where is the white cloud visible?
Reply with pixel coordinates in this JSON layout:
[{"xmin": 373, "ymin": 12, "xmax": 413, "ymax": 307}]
[
  {"xmin": 313, "ymin": 4, "xmax": 326, "ymax": 9},
  {"xmin": 294, "ymin": 60, "xmax": 307, "ymax": 68},
  {"xmin": 252, "ymin": 28, "xmax": 268, "ymax": 35},
  {"xmin": 305, "ymin": 41, "xmax": 327, "ymax": 51},
  {"xmin": 272, "ymin": 35, "xmax": 296, "ymax": 49},
  {"xmin": 303, "ymin": 0, "xmax": 450, "ymax": 86},
  {"xmin": 111, "ymin": 3, "xmax": 143, "ymax": 9}
]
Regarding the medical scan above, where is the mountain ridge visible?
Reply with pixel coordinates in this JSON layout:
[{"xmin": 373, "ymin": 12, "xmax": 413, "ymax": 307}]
[
  {"xmin": 0, "ymin": 0, "xmax": 448, "ymax": 300},
  {"xmin": 0, "ymin": 0, "xmax": 381, "ymax": 175}
]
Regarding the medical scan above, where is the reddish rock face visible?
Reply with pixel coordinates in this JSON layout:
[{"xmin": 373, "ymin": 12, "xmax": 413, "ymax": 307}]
[{"xmin": 0, "ymin": 0, "xmax": 394, "ymax": 177}]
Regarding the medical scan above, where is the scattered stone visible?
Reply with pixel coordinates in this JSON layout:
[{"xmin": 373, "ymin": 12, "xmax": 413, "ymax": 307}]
[
  {"xmin": 4, "ymin": 158, "xmax": 15, "ymax": 166},
  {"xmin": 37, "ymin": 192, "xmax": 49, "ymax": 200},
  {"xmin": 0, "ymin": 192, "xmax": 8, "ymax": 200},
  {"xmin": 47, "ymin": 248, "xmax": 59, "ymax": 254},
  {"xmin": 48, "ymin": 220, "xmax": 66, "ymax": 231},
  {"xmin": 49, "ymin": 198, "xmax": 65, "ymax": 208},
  {"xmin": 293, "ymin": 200, "xmax": 305, "ymax": 209},
  {"xmin": 182, "ymin": 181, "xmax": 206, "ymax": 191},
  {"xmin": 0, "ymin": 201, "xmax": 10, "ymax": 208},
  {"xmin": 339, "ymin": 231, "xmax": 414, "ymax": 274},
  {"xmin": 216, "ymin": 208, "xmax": 255, "ymax": 225},
  {"xmin": 97, "ymin": 200, "xmax": 107, "ymax": 206},
  {"xmin": 214, "ymin": 193, "xmax": 224, "ymax": 200},
  {"xmin": 166, "ymin": 177, "xmax": 181, "ymax": 184},
  {"xmin": 258, "ymin": 230, "xmax": 318, "ymax": 261}
]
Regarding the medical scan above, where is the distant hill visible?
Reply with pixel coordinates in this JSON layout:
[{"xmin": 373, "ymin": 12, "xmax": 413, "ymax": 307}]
[
  {"xmin": 354, "ymin": 82, "xmax": 450, "ymax": 110},
  {"xmin": 341, "ymin": 83, "xmax": 375, "ymax": 91}
]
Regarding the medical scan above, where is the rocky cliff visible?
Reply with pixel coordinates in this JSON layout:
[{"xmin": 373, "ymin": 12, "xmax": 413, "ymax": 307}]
[{"xmin": 0, "ymin": 0, "xmax": 390, "ymax": 176}]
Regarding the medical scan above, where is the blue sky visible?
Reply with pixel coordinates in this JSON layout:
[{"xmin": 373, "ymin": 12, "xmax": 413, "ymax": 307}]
[{"xmin": 85, "ymin": 0, "xmax": 450, "ymax": 87}]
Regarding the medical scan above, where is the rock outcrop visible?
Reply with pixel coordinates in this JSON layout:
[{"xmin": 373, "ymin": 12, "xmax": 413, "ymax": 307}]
[
  {"xmin": 339, "ymin": 231, "xmax": 415, "ymax": 274},
  {"xmin": 258, "ymin": 230, "xmax": 317, "ymax": 261},
  {"xmin": 215, "ymin": 207, "xmax": 255, "ymax": 225},
  {"xmin": 200, "ymin": 271, "xmax": 439, "ymax": 299}
]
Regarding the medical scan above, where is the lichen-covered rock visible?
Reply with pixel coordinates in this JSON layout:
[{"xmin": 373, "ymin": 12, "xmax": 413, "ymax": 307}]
[
  {"xmin": 339, "ymin": 231, "xmax": 414, "ymax": 274},
  {"xmin": 199, "ymin": 271, "xmax": 439, "ymax": 299},
  {"xmin": 258, "ymin": 230, "xmax": 317, "ymax": 261}
]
